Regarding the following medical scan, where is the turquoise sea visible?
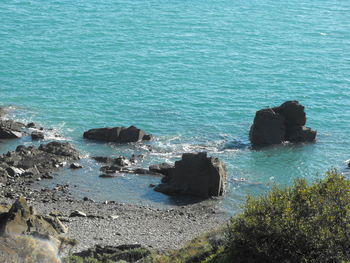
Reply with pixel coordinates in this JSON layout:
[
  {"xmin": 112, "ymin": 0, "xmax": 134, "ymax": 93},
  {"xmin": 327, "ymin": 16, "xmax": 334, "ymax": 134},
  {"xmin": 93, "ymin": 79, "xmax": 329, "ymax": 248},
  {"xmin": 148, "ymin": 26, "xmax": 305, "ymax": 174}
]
[{"xmin": 1, "ymin": 0, "xmax": 350, "ymax": 213}]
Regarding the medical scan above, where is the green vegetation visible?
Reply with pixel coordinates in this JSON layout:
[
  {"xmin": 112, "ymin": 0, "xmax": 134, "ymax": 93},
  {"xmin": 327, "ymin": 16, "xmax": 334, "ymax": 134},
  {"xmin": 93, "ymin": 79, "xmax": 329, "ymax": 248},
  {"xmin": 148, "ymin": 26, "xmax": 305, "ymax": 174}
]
[
  {"xmin": 226, "ymin": 169, "xmax": 350, "ymax": 262},
  {"xmin": 65, "ymin": 170, "xmax": 350, "ymax": 263},
  {"xmin": 63, "ymin": 247, "xmax": 150, "ymax": 263},
  {"xmin": 151, "ymin": 227, "xmax": 227, "ymax": 263}
]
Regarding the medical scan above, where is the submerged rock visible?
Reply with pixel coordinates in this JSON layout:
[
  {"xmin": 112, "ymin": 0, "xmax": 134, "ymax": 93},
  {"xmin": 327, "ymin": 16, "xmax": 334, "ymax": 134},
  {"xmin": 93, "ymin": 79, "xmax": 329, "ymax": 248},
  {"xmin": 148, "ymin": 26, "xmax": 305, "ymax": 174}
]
[
  {"xmin": 83, "ymin": 125, "xmax": 152, "ymax": 143},
  {"xmin": 250, "ymin": 101, "xmax": 316, "ymax": 147},
  {"xmin": 154, "ymin": 152, "xmax": 227, "ymax": 198}
]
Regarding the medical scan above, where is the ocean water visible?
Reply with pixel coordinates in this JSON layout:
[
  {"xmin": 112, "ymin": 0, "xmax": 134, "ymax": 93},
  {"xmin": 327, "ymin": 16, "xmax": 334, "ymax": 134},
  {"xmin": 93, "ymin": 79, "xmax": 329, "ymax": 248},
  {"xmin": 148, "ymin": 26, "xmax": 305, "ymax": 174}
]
[{"xmin": 1, "ymin": 0, "xmax": 349, "ymax": 213}]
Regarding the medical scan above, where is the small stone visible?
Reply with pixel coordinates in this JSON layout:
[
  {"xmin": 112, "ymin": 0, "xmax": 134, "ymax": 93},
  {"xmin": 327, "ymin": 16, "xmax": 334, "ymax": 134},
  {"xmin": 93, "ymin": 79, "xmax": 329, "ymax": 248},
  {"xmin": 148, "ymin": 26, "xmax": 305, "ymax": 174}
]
[
  {"xmin": 99, "ymin": 174, "xmax": 118, "ymax": 178},
  {"xmin": 42, "ymin": 173, "xmax": 53, "ymax": 179},
  {"xmin": 108, "ymin": 215, "xmax": 119, "ymax": 220},
  {"xmin": 27, "ymin": 122, "xmax": 36, "ymax": 128},
  {"xmin": 70, "ymin": 210, "xmax": 87, "ymax": 217},
  {"xmin": 83, "ymin": 197, "xmax": 94, "ymax": 202},
  {"xmin": 70, "ymin": 163, "xmax": 83, "ymax": 169}
]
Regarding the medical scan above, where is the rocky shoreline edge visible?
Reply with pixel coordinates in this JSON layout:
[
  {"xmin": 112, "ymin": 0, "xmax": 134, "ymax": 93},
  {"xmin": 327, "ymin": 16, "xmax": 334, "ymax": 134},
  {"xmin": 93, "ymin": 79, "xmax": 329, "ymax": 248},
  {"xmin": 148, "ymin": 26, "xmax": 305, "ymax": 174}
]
[{"xmin": 0, "ymin": 106, "xmax": 230, "ymax": 262}]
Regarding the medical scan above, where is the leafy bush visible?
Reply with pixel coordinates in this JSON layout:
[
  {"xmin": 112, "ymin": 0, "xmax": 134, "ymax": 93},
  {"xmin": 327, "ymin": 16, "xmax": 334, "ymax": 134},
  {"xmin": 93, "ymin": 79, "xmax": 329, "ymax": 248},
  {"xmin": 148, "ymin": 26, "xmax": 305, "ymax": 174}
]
[{"xmin": 226, "ymin": 170, "xmax": 350, "ymax": 263}]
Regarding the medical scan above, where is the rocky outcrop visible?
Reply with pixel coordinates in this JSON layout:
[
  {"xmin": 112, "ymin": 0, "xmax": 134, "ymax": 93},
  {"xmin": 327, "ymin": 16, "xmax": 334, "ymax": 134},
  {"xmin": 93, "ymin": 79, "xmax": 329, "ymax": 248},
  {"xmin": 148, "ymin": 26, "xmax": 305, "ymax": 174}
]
[
  {"xmin": 93, "ymin": 155, "xmax": 162, "ymax": 177},
  {"xmin": 0, "ymin": 198, "xmax": 68, "ymax": 263},
  {"xmin": 154, "ymin": 152, "xmax": 227, "ymax": 198},
  {"xmin": 0, "ymin": 141, "xmax": 80, "ymax": 182},
  {"xmin": 0, "ymin": 120, "xmax": 25, "ymax": 139},
  {"xmin": 83, "ymin": 125, "xmax": 152, "ymax": 143},
  {"xmin": 0, "ymin": 197, "xmax": 60, "ymax": 238},
  {"xmin": 249, "ymin": 101, "xmax": 316, "ymax": 147}
]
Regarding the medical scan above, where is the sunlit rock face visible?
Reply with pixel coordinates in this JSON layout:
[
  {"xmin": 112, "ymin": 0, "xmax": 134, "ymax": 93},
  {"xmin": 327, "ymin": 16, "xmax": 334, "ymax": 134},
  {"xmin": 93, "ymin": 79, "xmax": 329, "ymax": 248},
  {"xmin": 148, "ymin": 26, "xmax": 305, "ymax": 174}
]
[
  {"xmin": 0, "ymin": 198, "xmax": 65, "ymax": 263},
  {"xmin": 0, "ymin": 236, "xmax": 61, "ymax": 263}
]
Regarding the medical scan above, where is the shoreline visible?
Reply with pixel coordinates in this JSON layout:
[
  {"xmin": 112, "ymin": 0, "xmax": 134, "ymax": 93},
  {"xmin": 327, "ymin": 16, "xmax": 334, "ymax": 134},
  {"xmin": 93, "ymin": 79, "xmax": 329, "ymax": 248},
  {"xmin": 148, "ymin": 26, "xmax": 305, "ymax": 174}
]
[{"xmin": 0, "ymin": 193, "xmax": 230, "ymax": 254}]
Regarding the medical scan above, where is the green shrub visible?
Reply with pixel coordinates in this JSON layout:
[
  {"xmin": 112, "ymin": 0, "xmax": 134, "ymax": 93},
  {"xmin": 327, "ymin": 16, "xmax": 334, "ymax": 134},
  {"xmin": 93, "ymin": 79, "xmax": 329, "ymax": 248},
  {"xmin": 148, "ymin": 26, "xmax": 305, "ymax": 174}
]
[{"xmin": 226, "ymin": 170, "xmax": 350, "ymax": 263}]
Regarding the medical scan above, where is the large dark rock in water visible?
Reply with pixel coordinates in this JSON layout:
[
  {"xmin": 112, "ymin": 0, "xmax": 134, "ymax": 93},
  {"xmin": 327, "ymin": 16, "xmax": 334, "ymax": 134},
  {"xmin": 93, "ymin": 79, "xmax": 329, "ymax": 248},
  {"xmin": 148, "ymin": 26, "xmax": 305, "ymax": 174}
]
[
  {"xmin": 83, "ymin": 125, "xmax": 152, "ymax": 143},
  {"xmin": 249, "ymin": 109, "xmax": 286, "ymax": 146},
  {"xmin": 250, "ymin": 101, "xmax": 316, "ymax": 147},
  {"xmin": 0, "ymin": 120, "xmax": 24, "ymax": 139},
  {"xmin": 273, "ymin": 101, "xmax": 306, "ymax": 127},
  {"xmin": 154, "ymin": 152, "xmax": 227, "ymax": 198}
]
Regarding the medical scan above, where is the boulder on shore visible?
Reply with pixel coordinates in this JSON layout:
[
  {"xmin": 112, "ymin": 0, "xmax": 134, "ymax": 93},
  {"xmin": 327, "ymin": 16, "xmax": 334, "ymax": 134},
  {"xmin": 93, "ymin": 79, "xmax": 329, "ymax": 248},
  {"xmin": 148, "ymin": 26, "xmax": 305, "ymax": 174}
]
[
  {"xmin": 83, "ymin": 125, "xmax": 152, "ymax": 143},
  {"xmin": 249, "ymin": 101, "xmax": 316, "ymax": 147},
  {"xmin": 154, "ymin": 152, "xmax": 227, "ymax": 198}
]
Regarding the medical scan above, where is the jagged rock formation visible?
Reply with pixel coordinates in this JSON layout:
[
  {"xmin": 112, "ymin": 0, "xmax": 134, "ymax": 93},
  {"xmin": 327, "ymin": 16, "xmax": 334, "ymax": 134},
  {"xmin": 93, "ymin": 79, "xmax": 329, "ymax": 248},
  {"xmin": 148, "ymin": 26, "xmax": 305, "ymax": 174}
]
[
  {"xmin": 154, "ymin": 152, "xmax": 227, "ymax": 198},
  {"xmin": 0, "ymin": 141, "xmax": 80, "ymax": 183},
  {"xmin": 249, "ymin": 101, "xmax": 316, "ymax": 147}
]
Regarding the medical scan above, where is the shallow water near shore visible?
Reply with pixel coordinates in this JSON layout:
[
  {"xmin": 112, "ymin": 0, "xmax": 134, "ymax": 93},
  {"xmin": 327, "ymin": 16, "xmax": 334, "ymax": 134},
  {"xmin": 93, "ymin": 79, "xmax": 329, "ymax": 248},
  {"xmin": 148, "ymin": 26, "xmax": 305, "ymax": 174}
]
[{"xmin": 1, "ymin": 0, "xmax": 350, "ymax": 214}]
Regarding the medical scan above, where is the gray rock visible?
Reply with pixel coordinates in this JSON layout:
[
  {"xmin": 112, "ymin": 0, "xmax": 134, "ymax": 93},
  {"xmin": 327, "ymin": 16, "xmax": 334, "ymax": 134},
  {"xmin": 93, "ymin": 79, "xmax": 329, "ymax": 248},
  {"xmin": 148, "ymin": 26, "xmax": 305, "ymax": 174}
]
[
  {"xmin": 0, "ymin": 120, "xmax": 24, "ymax": 139},
  {"xmin": 26, "ymin": 122, "xmax": 36, "ymax": 128},
  {"xmin": 154, "ymin": 152, "xmax": 227, "ymax": 198},
  {"xmin": 70, "ymin": 163, "xmax": 83, "ymax": 169},
  {"xmin": 39, "ymin": 141, "xmax": 80, "ymax": 159},
  {"xmin": 6, "ymin": 167, "xmax": 25, "ymax": 177},
  {"xmin": 114, "ymin": 156, "xmax": 131, "ymax": 167},
  {"xmin": 31, "ymin": 131, "xmax": 44, "ymax": 140},
  {"xmin": 43, "ymin": 215, "xmax": 68, "ymax": 233},
  {"xmin": 70, "ymin": 210, "xmax": 87, "ymax": 217},
  {"xmin": 0, "ymin": 142, "xmax": 80, "ymax": 183},
  {"xmin": 83, "ymin": 125, "xmax": 151, "ymax": 143}
]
